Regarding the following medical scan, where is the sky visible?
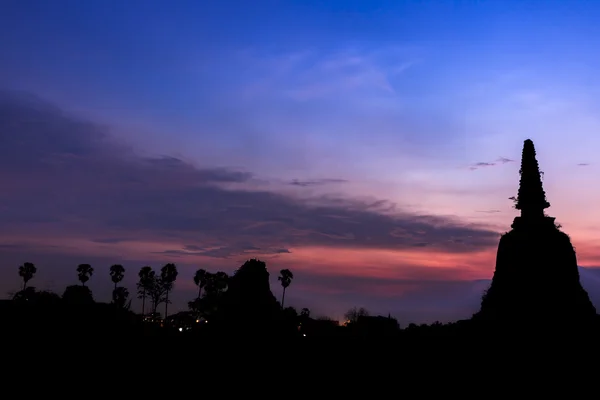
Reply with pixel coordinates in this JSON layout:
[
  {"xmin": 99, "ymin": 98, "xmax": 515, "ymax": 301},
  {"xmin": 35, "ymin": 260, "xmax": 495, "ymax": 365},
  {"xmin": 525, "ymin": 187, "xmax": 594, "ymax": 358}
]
[{"xmin": 3, "ymin": 0, "xmax": 600, "ymax": 324}]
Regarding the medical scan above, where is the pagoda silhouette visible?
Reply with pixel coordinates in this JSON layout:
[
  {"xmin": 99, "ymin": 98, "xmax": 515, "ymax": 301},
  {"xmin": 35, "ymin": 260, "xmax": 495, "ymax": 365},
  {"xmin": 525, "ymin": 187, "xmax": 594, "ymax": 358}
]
[{"xmin": 475, "ymin": 139, "xmax": 596, "ymax": 327}]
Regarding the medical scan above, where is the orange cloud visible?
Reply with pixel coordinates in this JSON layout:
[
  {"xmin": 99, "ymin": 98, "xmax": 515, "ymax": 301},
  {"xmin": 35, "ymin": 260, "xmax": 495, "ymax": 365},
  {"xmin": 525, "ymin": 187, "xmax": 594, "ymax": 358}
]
[{"xmin": 279, "ymin": 246, "xmax": 496, "ymax": 281}]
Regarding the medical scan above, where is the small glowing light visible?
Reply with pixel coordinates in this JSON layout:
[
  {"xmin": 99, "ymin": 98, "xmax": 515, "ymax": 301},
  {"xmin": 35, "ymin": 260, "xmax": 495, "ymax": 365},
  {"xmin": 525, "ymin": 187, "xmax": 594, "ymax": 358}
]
[
  {"xmin": 303, "ymin": 334, "xmax": 306, "ymax": 337},
  {"xmin": 196, "ymin": 319, "xmax": 200, "ymax": 323},
  {"xmin": 179, "ymin": 327, "xmax": 183, "ymax": 332}
]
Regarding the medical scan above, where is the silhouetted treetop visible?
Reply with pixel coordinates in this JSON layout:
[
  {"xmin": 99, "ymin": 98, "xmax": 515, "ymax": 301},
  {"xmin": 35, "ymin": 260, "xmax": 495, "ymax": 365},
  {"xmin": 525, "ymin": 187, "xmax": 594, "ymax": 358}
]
[
  {"xmin": 278, "ymin": 269, "xmax": 293, "ymax": 288},
  {"xmin": 109, "ymin": 264, "xmax": 125, "ymax": 288},
  {"xmin": 344, "ymin": 306, "xmax": 370, "ymax": 324},
  {"xmin": 137, "ymin": 266, "xmax": 154, "ymax": 315},
  {"xmin": 278, "ymin": 269, "xmax": 294, "ymax": 308},
  {"xmin": 147, "ymin": 273, "xmax": 164, "ymax": 314},
  {"xmin": 13, "ymin": 286, "xmax": 38, "ymax": 302},
  {"xmin": 63, "ymin": 284, "xmax": 94, "ymax": 305},
  {"xmin": 205, "ymin": 271, "xmax": 228, "ymax": 296},
  {"xmin": 18, "ymin": 262, "xmax": 37, "ymax": 290},
  {"xmin": 12, "ymin": 287, "xmax": 61, "ymax": 308},
  {"xmin": 193, "ymin": 268, "xmax": 208, "ymax": 299},
  {"xmin": 514, "ymin": 139, "xmax": 550, "ymax": 217},
  {"xmin": 160, "ymin": 263, "xmax": 178, "ymax": 319},
  {"xmin": 77, "ymin": 264, "xmax": 94, "ymax": 286}
]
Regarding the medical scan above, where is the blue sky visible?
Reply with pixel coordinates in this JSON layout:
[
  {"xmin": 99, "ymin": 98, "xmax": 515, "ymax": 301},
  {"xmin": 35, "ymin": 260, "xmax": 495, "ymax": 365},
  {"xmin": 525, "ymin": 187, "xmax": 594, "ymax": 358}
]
[{"xmin": 3, "ymin": 0, "xmax": 600, "ymax": 323}]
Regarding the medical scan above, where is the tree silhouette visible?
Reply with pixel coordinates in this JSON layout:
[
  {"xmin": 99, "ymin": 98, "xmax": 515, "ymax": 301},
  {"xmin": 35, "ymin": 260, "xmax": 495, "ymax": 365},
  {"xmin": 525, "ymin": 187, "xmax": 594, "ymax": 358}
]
[
  {"xmin": 18, "ymin": 262, "xmax": 37, "ymax": 290},
  {"xmin": 344, "ymin": 307, "xmax": 369, "ymax": 324},
  {"xmin": 112, "ymin": 286, "xmax": 130, "ymax": 309},
  {"xmin": 189, "ymin": 271, "xmax": 229, "ymax": 318},
  {"xmin": 109, "ymin": 264, "xmax": 125, "ymax": 292},
  {"xmin": 160, "ymin": 263, "xmax": 178, "ymax": 320},
  {"xmin": 188, "ymin": 298, "xmax": 202, "ymax": 316},
  {"xmin": 13, "ymin": 286, "xmax": 37, "ymax": 302},
  {"xmin": 13, "ymin": 287, "xmax": 60, "ymax": 306},
  {"xmin": 278, "ymin": 269, "xmax": 294, "ymax": 309},
  {"xmin": 205, "ymin": 271, "xmax": 228, "ymax": 296},
  {"xmin": 63, "ymin": 284, "xmax": 94, "ymax": 305},
  {"xmin": 137, "ymin": 266, "xmax": 154, "ymax": 316},
  {"xmin": 300, "ymin": 308, "xmax": 310, "ymax": 318},
  {"xmin": 147, "ymin": 273, "xmax": 165, "ymax": 315},
  {"xmin": 77, "ymin": 264, "xmax": 93, "ymax": 286},
  {"xmin": 193, "ymin": 268, "xmax": 208, "ymax": 300}
]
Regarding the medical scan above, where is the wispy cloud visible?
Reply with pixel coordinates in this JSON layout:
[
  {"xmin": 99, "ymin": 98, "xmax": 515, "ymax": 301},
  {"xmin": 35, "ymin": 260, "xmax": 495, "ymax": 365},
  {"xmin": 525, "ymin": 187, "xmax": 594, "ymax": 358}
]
[
  {"xmin": 0, "ymin": 91, "xmax": 500, "ymax": 260},
  {"xmin": 153, "ymin": 245, "xmax": 291, "ymax": 259},
  {"xmin": 469, "ymin": 162, "xmax": 496, "ymax": 170},
  {"xmin": 468, "ymin": 156, "xmax": 515, "ymax": 170},
  {"xmin": 288, "ymin": 178, "xmax": 347, "ymax": 187},
  {"xmin": 237, "ymin": 47, "xmax": 415, "ymax": 102},
  {"xmin": 496, "ymin": 157, "xmax": 515, "ymax": 164}
]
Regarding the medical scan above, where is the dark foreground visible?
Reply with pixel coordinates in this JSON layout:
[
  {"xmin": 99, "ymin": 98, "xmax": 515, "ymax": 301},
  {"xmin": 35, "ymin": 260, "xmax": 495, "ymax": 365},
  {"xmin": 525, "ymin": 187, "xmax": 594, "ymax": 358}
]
[
  {"xmin": 4, "ymin": 301, "xmax": 600, "ymax": 391},
  {"xmin": 4, "ymin": 299, "xmax": 600, "ymax": 342}
]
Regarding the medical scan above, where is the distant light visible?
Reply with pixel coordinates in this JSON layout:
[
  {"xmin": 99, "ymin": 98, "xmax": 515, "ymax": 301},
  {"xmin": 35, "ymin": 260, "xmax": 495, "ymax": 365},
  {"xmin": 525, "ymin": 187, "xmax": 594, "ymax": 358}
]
[
  {"xmin": 303, "ymin": 334, "xmax": 306, "ymax": 337},
  {"xmin": 179, "ymin": 327, "xmax": 183, "ymax": 332},
  {"xmin": 196, "ymin": 319, "xmax": 200, "ymax": 323}
]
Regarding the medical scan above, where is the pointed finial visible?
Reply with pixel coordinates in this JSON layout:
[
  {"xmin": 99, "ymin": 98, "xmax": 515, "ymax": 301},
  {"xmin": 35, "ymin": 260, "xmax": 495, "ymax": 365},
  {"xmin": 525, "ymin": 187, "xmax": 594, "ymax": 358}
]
[{"xmin": 514, "ymin": 139, "xmax": 550, "ymax": 218}]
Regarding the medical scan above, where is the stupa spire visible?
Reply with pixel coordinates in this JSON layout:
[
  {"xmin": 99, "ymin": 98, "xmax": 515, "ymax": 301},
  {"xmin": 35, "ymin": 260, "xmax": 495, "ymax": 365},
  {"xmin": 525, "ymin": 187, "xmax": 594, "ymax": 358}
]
[
  {"xmin": 514, "ymin": 139, "xmax": 550, "ymax": 218},
  {"xmin": 476, "ymin": 138, "xmax": 597, "ymax": 326}
]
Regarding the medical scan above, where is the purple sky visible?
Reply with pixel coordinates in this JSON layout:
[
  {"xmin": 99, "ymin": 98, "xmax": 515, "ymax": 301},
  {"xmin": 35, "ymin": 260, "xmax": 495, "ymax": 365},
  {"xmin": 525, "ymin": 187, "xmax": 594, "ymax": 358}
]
[{"xmin": 3, "ymin": 1, "xmax": 600, "ymax": 324}]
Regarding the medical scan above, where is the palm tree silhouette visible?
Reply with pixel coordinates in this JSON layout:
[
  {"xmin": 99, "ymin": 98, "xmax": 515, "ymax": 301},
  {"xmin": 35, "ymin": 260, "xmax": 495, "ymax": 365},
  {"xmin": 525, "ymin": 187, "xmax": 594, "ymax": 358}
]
[
  {"xmin": 77, "ymin": 264, "xmax": 94, "ymax": 286},
  {"xmin": 160, "ymin": 263, "xmax": 178, "ymax": 320},
  {"xmin": 193, "ymin": 268, "xmax": 208, "ymax": 300},
  {"xmin": 18, "ymin": 262, "xmax": 37, "ymax": 290},
  {"xmin": 109, "ymin": 264, "xmax": 125, "ymax": 291},
  {"xmin": 137, "ymin": 266, "xmax": 154, "ymax": 316},
  {"xmin": 278, "ymin": 269, "xmax": 294, "ymax": 309}
]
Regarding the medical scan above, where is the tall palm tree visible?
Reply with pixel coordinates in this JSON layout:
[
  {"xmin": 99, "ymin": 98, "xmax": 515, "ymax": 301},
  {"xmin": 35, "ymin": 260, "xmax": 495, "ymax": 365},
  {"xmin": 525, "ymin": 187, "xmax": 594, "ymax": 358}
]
[
  {"xmin": 160, "ymin": 263, "xmax": 178, "ymax": 320},
  {"xmin": 137, "ymin": 266, "xmax": 154, "ymax": 316},
  {"xmin": 77, "ymin": 264, "xmax": 94, "ymax": 287},
  {"xmin": 193, "ymin": 268, "xmax": 208, "ymax": 300},
  {"xmin": 278, "ymin": 269, "xmax": 294, "ymax": 309},
  {"xmin": 18, "ymin": 262, "xmax": 37, "ymax": 290},
  {"xmin": 109, "ymin": 264, "xmax": 125, "ymax": 291}
]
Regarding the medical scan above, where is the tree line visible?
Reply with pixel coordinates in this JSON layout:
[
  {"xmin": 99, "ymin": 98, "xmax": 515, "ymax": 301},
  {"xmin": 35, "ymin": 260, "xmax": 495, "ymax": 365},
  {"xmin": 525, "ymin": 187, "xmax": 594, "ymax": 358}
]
[{"xmin": 16, "ymin": 261, "xmax": 295, "ymax": 319}]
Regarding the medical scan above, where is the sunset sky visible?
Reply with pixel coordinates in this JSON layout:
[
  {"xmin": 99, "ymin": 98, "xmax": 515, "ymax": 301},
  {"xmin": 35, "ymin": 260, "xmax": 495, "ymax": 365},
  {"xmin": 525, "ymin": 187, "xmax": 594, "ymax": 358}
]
[{"xmin": 3, "ymin": 0, "xmax": 600, "ymax": 324}]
